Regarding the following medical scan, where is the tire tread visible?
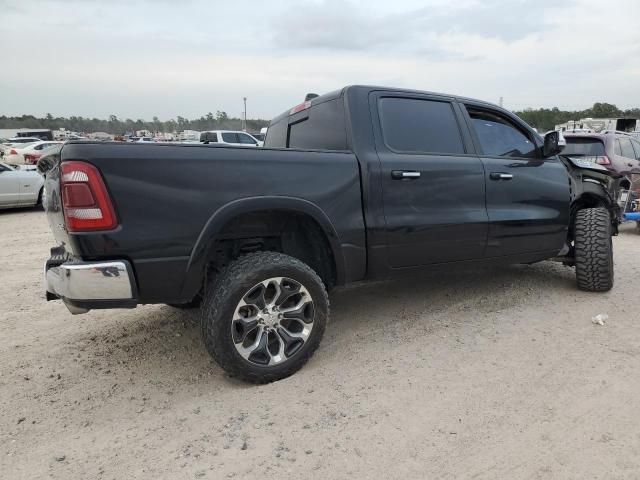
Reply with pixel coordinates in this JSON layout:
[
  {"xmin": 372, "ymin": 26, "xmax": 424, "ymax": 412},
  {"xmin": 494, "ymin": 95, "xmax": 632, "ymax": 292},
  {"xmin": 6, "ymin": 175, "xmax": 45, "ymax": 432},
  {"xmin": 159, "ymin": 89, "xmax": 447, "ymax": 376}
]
[
  {"xmin": 200, "ymin": 251, "xmax": 328, "ymax": 383},
  {"xmin": 574, "ymin": 207, "xmax": 614, "ymax": 292}
]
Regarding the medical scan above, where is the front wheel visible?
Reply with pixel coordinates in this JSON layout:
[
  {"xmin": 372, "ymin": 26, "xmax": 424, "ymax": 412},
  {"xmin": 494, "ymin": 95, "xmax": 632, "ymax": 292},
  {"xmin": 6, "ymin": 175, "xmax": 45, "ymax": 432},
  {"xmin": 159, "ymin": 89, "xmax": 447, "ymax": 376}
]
[
  {"xmin": 201, "ymin": 251, "xmax": 328, "ymax": 383},
  {"xmin": 574, "ymin": 207, "xmax": 614, "ymax": 292}
]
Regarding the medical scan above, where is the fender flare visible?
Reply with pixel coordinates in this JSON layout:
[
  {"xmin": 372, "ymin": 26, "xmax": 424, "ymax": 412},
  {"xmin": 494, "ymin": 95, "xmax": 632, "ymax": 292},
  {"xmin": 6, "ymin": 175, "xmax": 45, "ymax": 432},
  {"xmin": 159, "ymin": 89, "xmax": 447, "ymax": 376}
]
[
  {"xmin": 572, "ymin": 179, "xmax": 615, "ymax": 208},
  {"xmin": 180, "ymin": 196, "xmax": 346, "ymax": 298}
]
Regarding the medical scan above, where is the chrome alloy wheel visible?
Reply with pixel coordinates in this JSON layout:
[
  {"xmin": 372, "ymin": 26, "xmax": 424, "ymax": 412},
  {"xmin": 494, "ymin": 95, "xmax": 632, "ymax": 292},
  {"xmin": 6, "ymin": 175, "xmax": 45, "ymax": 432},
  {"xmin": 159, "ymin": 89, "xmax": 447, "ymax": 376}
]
[{"xmin": 231, "ymin": 277, "xmax": 315, "ymax": 366}]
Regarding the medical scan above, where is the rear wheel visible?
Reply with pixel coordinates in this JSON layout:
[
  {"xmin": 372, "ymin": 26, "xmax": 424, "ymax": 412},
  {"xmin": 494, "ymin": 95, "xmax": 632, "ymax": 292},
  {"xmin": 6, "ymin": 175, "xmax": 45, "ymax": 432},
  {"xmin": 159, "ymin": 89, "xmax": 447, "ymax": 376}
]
[
  {"xmin": 201, "ymin": 251, "xmax": 328, "ymax": 383},
  {"xmin": 574, "ymin": 207, "xmax": 614, "ymax": 292}
]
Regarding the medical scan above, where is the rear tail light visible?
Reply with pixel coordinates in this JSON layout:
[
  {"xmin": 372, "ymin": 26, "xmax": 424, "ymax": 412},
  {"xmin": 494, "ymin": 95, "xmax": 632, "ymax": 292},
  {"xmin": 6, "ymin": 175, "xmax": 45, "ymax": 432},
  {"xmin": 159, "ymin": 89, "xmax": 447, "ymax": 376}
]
[
  {"xmin": 24, "ymin": 154, "xmax": 40, "ymax": 165},
  {"xmin": 61, "ymin": 161, "xmax": 117, "ymax": 232},
  {"xmin": 596, "ymin": 155, "xmax": 611, "ymax": 165}
]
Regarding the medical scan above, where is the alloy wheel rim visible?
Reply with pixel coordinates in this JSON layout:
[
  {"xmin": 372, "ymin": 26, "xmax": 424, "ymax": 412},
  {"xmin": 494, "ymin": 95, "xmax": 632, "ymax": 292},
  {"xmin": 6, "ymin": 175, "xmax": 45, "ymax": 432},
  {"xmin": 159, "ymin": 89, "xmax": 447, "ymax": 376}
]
[{"xmin": 231, "ymin": 277, "xmax": 314, "ymax": 366}]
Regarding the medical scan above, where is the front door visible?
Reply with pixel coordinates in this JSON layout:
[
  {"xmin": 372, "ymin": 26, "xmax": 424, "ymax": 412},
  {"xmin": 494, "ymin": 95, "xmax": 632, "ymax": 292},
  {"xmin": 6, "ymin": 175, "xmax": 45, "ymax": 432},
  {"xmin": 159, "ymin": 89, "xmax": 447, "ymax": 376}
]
[
  {"xmin": 373, "ymin": 94, "xmax": 488, "ymax": 268},
  {"xmin": 462, "ymin": 105, "xmax": 570, "ymax": 257}
]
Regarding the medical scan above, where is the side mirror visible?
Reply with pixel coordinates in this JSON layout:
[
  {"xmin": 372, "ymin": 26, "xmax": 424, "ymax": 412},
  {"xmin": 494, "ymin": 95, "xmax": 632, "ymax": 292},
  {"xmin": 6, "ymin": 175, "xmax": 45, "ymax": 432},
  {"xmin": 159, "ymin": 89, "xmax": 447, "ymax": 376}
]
[{"xmin": 543, "ymin": 131, "xmax": 565, "ymax": 157}]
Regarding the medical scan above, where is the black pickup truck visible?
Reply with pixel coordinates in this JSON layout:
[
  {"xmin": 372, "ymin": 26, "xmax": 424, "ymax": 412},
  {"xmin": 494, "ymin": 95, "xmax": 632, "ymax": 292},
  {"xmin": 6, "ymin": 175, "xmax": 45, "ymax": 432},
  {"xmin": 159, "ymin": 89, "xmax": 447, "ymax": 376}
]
[{"xmin": 40, "ymin": 85, "xmax": 619, "ymax": 383}]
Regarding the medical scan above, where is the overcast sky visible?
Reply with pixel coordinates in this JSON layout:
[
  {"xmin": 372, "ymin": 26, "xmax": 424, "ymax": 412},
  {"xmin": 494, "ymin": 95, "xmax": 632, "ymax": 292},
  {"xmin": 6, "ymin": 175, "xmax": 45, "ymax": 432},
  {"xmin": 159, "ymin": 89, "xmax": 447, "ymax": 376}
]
[{"xmin": 1, "ymin": 0, "xmax": 639, "ymax": 120}]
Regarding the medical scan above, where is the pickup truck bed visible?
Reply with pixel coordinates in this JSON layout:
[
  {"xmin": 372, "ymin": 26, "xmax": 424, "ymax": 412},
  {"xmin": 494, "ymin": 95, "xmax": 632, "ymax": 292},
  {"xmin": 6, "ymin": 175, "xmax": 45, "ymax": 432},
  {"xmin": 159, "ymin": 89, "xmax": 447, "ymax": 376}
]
[
  {"xmin": 43, "ymin": 142, "xmax": 366, "ymax": 306},
  {"xmin": 41, "ymin": 85, "xmax": 620, "ymax": 382}
]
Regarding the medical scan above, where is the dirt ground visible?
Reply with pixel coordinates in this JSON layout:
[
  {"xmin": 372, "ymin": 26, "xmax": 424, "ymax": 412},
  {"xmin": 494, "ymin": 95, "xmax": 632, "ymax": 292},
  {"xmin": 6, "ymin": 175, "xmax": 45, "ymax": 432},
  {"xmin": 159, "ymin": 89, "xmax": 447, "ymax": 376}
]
[{"xmin": 1, "ymin": 209, "xmax": 639, "ymax": 480}]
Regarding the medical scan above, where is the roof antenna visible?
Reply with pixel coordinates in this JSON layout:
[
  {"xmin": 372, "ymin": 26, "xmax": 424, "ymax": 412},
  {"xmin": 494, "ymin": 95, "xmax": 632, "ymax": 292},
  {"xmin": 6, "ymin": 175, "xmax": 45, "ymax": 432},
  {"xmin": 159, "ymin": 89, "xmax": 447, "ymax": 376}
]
[{"xmin": 304, "ymin": 93, "xmax": 319, "ymax": 101}]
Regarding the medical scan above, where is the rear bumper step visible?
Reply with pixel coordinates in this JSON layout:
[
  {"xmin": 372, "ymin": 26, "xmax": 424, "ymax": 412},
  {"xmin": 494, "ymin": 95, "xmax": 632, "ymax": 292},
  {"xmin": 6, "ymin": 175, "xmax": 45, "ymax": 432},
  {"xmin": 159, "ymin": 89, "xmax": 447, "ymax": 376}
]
[{"xmin": 45, "ymin": 259, "xmax": 138, "ymax": 314}]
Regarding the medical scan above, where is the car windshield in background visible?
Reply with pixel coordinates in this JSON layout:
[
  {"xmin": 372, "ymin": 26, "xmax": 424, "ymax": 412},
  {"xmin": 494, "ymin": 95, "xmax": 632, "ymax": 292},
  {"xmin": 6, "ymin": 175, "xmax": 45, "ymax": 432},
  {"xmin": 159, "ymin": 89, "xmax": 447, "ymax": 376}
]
[{"xmin": 563, "ymin": 137, "xmax": 606, "ymax": 156}]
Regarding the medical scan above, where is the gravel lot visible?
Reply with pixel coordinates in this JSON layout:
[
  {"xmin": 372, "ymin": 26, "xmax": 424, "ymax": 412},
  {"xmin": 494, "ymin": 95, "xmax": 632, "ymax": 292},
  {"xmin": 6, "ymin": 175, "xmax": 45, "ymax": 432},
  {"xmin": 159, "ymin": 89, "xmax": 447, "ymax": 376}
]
[{"xmin": 2, "ymin": 209, "xmax": 640, "ymax": 479}]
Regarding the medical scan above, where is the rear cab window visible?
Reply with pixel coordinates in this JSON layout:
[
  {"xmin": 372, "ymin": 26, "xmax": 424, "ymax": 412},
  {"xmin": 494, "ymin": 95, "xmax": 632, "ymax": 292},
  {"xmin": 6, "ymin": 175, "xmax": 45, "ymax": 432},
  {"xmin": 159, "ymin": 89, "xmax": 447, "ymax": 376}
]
[
  {"xmin": 265, "ymin": 94, "xmax": 347, "ymax": 151},
  {"xmin": 200, "ymin": 132, "xmax": 218, "ymax": 143},
  {"xmin": 378, "ymin": 97, "xmax": 465, "ymax": 154}
]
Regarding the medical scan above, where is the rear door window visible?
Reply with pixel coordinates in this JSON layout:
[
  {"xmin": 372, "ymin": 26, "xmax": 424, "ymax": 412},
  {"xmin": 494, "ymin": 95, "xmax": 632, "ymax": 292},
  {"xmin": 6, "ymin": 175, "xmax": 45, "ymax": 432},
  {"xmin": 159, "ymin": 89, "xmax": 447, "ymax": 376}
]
[
  {"xmin": 619, "ymin": 137, "xmax": 636, "ymax": 159},
  {"xmin": 563, "ymin": 137, "xmax": 606, "ymax": 156},
  {"xmin": 614, "ymin": 139, "xmax": 622, "ymax": 156},
  {"xmin": 221, "ymin": 133, "xmax": 239, "ymax": 143},
  {"xmin": 466, "ymin": 108, "xmax": 537, "ymax": 158},
  {"xmin": 378, "ymin": 97, "xmax": 465, "ymax": 154},
  {"xmin": 631, "ymin": 139, "xmax": 640, "ymax": 159}
]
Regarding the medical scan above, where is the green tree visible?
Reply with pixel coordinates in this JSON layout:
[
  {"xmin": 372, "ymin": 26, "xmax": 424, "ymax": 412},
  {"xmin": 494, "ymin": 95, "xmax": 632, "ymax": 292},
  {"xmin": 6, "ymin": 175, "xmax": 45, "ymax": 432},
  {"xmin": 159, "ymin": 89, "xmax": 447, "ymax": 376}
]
[{"xmin": 589, "ymin": 102, "xmax": 621, "ymax": 118}]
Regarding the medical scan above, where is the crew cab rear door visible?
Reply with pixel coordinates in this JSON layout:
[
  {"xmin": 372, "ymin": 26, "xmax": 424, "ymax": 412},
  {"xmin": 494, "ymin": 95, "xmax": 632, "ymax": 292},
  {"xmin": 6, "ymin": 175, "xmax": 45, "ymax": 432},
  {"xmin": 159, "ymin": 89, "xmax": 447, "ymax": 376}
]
[
  {"xmin": 461, "ymin": 103, "xmax": 570, "ymax": 257},
  {"xmin": 371, "ymin": 92, "xmax": 488, "ymax": 267}
]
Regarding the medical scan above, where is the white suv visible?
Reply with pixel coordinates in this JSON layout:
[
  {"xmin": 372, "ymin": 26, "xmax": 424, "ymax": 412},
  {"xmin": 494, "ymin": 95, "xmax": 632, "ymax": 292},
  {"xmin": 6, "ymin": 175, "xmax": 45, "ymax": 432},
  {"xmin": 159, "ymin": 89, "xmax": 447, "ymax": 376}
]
[{"xmin": 199, "ymin": 130, "xmax": 262, "ymax": 146}]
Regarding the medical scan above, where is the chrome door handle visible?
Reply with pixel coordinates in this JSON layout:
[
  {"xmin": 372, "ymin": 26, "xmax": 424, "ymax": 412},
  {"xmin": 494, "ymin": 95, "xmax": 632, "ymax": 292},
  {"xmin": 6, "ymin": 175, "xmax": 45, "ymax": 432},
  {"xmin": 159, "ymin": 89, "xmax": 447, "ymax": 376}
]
[
  {"xmin": 391, "ymin": 170, "xmax": 421, "ymax": 180},
  {"xmin": 489, "ymin": 172, "xmax": 514, "ymax": 180}
]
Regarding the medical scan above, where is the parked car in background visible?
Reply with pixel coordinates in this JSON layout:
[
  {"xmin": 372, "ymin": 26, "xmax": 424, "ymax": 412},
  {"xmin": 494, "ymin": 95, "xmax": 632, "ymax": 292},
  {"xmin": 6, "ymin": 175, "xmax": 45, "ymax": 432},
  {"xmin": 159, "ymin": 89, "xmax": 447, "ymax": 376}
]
[
  {"xmin": 1, "ymin": 137, "xmax": 43, "ymax": 158},
  {"xmin": 23, "ymin": 144, "xmax": 64, "ymax": 165},
  {"xmin": 563, "ymin": 132, "xmax": 640, "ymax": 190},
  {"xmin": 3, "ymin": 141, "xmax": 63, "ymax": 165},
  {"xmin": 4, "ymin": 137, "xmax": 45, "ymax": 146},
  {"xmin": 135, "ymin": 137, "xmax": 155, "ymax": 143},
  {"xmin": 199, "ymin": 130, "xmax": 262, "ymax": 146},
  {"xmin": 0, "ymin": 161, "xmax": 44, "ymax": 209}
]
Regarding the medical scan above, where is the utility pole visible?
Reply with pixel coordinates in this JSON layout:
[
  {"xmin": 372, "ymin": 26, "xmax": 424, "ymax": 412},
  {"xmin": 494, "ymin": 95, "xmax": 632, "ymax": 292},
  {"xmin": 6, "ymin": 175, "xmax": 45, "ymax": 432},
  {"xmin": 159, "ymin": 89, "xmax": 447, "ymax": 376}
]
[
  {"xmin": 243, "ymin": 97, "xmax": 247, "ymax": 132},
  {"xmin": 499, "ymin": 96, "xmax": 504, "ymax": 108}
]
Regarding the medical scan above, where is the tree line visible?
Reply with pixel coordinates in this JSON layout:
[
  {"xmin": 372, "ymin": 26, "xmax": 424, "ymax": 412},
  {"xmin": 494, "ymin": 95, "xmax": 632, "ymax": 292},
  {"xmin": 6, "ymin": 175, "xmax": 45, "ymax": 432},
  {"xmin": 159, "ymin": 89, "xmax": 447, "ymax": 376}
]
[
  {"xmin": 0, "ymin": 111, "xmax": 269, "ymax": 135},
  {"xmin": 514, "ymin": 102, "xmax": 640, "ymax": 132},
  {"xmin": 1, "ymin": 102, "xmax": 639, "ymax": 135}
]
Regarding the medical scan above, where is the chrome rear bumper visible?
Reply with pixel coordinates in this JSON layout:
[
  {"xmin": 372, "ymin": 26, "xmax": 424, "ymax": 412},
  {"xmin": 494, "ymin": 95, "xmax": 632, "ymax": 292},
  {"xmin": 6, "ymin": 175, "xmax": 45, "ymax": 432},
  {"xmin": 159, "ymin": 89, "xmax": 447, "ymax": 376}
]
[{"xmin": 45, "ymin": 260, "xmax": 137, "ymax": 314}]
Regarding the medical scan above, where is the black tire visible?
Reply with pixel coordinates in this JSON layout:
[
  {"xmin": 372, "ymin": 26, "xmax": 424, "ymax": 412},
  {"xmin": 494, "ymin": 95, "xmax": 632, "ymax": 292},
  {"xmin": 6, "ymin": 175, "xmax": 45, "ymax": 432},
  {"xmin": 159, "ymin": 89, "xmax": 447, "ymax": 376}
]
[
  {"xmin": 201, "ymin": 251, "xmax": 328, "ymax": 383},
  {"xmin": 574, "ymin": 207, "xmax": 614, "ymax": 292}
]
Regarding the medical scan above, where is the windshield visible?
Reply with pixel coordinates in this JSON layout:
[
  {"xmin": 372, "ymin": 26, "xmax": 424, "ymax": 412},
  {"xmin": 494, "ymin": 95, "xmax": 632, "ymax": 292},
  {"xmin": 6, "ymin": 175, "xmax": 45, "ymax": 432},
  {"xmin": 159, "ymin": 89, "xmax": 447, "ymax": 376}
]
[{"xmin": 563, "ymin": 137, "xmax": 606, "ymax": 156}]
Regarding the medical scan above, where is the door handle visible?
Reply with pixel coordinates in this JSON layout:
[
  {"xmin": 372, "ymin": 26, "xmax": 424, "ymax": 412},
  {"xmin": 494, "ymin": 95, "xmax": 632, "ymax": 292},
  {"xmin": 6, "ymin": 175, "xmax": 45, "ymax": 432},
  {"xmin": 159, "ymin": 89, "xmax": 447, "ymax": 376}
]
[
  {"xmin": 391, "ymin": 170, "xmax": 421, "ymax": 180},
  {"xmin": 489, "ymin": 172, "xmax": 514, "ymax": 180}
]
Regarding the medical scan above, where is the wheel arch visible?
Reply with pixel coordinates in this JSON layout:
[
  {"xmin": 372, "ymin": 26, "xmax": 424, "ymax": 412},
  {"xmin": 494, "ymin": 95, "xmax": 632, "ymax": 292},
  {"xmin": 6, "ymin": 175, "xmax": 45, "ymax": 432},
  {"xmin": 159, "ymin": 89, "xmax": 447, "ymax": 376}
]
[{"xmin": 180, "ymin": 196, "xmax": 346, "ymax": 299}]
